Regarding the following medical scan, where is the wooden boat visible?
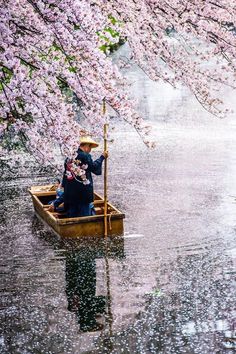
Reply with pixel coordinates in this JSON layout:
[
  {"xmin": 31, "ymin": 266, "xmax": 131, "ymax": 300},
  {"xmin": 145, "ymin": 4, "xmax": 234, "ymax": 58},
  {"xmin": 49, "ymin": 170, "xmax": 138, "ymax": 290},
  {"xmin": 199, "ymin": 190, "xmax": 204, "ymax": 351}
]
[{"xmin": 29, "ymin": 185, "xmax": 125, "ymax": 238}]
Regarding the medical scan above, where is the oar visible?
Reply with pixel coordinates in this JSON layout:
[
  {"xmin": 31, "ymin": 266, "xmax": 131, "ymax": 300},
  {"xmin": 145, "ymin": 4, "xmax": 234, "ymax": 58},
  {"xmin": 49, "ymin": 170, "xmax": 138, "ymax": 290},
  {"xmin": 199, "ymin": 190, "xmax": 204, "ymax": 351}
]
[{"xmin": 103, "ymin": 99, "xmax": 109, "ymax": 237}]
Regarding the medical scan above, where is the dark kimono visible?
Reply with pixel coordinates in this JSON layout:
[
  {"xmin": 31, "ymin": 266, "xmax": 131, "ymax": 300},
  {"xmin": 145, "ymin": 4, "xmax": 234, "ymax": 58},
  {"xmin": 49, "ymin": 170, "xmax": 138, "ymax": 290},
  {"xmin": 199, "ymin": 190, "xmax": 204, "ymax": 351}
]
[{"xmin": 63, "ymin": 148, "xmax": 104, "ymax": 217}]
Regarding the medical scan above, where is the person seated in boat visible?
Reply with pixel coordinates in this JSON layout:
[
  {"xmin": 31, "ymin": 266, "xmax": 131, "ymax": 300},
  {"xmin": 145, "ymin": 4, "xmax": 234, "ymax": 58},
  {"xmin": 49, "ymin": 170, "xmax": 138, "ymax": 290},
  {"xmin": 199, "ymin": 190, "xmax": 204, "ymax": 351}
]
[
  {"xmin": 48, "ymin": 178, "xmax": 65, "ymax": 212},
  {"xmin": 63, "ymin": 136, "xmax": 108, "ymax": 218}
]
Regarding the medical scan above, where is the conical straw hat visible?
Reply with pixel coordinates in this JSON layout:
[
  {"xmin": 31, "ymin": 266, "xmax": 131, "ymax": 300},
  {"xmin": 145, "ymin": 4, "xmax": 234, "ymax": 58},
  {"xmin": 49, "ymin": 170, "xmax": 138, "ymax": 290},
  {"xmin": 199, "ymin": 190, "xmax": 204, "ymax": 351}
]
[{"xmin": 80, "ymin": 136, "xmax": 99, "ymax": 148}]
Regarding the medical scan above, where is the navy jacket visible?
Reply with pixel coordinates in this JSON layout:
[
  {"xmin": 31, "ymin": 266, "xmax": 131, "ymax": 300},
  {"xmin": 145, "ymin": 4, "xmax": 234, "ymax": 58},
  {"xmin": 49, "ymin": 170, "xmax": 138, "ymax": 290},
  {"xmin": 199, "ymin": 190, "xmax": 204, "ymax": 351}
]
[{"xmin": 63, "ymin": 148, "xmax": 104, "ymax": 205}]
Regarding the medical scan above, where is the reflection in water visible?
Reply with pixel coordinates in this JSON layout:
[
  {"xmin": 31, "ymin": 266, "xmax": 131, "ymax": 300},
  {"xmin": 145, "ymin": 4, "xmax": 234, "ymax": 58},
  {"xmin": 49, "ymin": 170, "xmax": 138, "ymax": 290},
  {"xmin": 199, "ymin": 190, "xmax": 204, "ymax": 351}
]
[
  {"xmin": 32, "ymin": 213, "xmax": 125, "ymax": 335},
  {"xmin": 59, "ymin": 237, "xmax": 124, "ymax": 334},
  {"xmin": 65, "ymin": 249, "xmax": 106, "ymax": 332}
]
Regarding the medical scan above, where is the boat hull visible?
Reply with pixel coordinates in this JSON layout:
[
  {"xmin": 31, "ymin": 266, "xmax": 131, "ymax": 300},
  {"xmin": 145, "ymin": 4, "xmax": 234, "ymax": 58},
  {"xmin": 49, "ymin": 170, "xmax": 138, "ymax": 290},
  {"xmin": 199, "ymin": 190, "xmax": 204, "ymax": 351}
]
[{"xmin": 29, "ymin": 185, "xmax": 125, "ymax": 238}]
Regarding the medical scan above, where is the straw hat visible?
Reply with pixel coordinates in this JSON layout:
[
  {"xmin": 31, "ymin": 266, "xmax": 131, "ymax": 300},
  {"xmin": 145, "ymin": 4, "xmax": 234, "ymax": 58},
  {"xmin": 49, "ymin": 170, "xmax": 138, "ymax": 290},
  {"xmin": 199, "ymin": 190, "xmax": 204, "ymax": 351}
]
[{"xmin": 80, "ymin": 136, "xmax": 99, "ymax": 148}]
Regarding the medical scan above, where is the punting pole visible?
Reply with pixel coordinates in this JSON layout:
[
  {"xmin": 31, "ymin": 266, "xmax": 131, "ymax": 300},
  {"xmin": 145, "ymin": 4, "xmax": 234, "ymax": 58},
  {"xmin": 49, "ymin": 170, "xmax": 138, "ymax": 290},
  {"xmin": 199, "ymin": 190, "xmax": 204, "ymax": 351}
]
[{"xmin": 103, "ymin": 99, "xmax": 109, "ymax": 237}]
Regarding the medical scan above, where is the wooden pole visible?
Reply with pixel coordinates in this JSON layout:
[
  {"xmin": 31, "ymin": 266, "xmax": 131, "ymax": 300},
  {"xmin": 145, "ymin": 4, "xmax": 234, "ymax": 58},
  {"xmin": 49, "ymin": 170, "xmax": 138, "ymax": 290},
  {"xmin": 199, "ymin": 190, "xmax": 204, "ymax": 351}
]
[{"xmin": 103, "ymin": 100, "xmax": 108, "ymax": 237}]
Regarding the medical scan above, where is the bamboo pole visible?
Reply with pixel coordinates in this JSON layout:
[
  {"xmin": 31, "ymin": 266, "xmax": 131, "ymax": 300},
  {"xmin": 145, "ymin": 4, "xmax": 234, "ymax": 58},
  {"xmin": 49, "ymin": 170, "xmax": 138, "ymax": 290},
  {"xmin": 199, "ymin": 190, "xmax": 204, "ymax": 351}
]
[
  {"xmin": 103, "ymin": 100, "xmax": 113, "ymax": 340},
  {"xmin": 103, "ymin": 99, "xmax": 108, "ymax": 237}
]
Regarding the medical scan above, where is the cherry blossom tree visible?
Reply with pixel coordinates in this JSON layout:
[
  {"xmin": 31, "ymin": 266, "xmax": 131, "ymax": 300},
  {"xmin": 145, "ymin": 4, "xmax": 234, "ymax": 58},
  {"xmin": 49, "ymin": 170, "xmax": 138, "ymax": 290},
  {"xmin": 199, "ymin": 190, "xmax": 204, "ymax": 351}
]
[
  {"xmin": 0, "ymin": 0, "xmax": 235, "ymax": 168},
  {"xmin": 104, "ymin": 0, "xmax": 236, "ymax": 113}
]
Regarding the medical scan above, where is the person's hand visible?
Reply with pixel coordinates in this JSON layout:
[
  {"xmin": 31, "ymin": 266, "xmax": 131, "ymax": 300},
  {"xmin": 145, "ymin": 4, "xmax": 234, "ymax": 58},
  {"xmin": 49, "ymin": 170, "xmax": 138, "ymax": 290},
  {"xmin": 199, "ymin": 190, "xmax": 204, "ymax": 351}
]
[
  {"xmin": 102, "ymin": 151, "xmax": 108, "ymax": 159},
  {"xmin": 48, "ymin": 204, "xmax": 55, "ymax": 212}
]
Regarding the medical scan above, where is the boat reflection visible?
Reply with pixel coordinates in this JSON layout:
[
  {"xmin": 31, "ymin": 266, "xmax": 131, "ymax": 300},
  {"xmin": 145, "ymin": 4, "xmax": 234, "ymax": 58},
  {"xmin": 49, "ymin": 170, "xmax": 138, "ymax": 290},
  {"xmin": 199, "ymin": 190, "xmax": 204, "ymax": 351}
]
[
  {"xmin": 31, "ymin": 216, "xmax": 125, "ymax": 334},
  {"xmin": 64, "ymin": 238, "xmax": 124, "ymax": 333}
]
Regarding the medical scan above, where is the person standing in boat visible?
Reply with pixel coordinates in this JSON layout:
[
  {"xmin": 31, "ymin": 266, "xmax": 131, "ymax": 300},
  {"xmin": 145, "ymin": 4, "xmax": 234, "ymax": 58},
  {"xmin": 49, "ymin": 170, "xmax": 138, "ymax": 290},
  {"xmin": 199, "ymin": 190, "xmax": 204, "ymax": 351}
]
[{"xmin": 63, "ymin": 136, "xmax": 108, "ymax": 218}]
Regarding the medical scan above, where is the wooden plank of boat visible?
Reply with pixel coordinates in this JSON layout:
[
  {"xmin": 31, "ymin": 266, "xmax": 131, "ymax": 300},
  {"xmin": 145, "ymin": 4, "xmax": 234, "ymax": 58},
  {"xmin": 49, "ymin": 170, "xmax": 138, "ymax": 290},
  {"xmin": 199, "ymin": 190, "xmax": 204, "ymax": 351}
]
[{"xmin": 29, "ymin": 185, "xmax": 125, "ymax": 238}]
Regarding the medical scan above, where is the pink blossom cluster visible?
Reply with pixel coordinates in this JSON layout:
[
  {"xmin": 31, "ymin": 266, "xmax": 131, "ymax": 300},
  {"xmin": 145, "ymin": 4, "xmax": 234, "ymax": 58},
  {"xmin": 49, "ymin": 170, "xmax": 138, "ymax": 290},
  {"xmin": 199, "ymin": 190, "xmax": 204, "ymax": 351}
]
[
  {"xmin": 0, "ymin": 0, "xmax": 145, "ymax": 167},
  {"xmin": 65, "ymin": 158, "xmax": 90, "ymax": 185},
  {"xmin": 0, "ymin": 1, "xmax": 236, "ymax": 167},
  {"xmin": 103, "ymin": 0, "xmax": 236, "ymax": 114}
]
